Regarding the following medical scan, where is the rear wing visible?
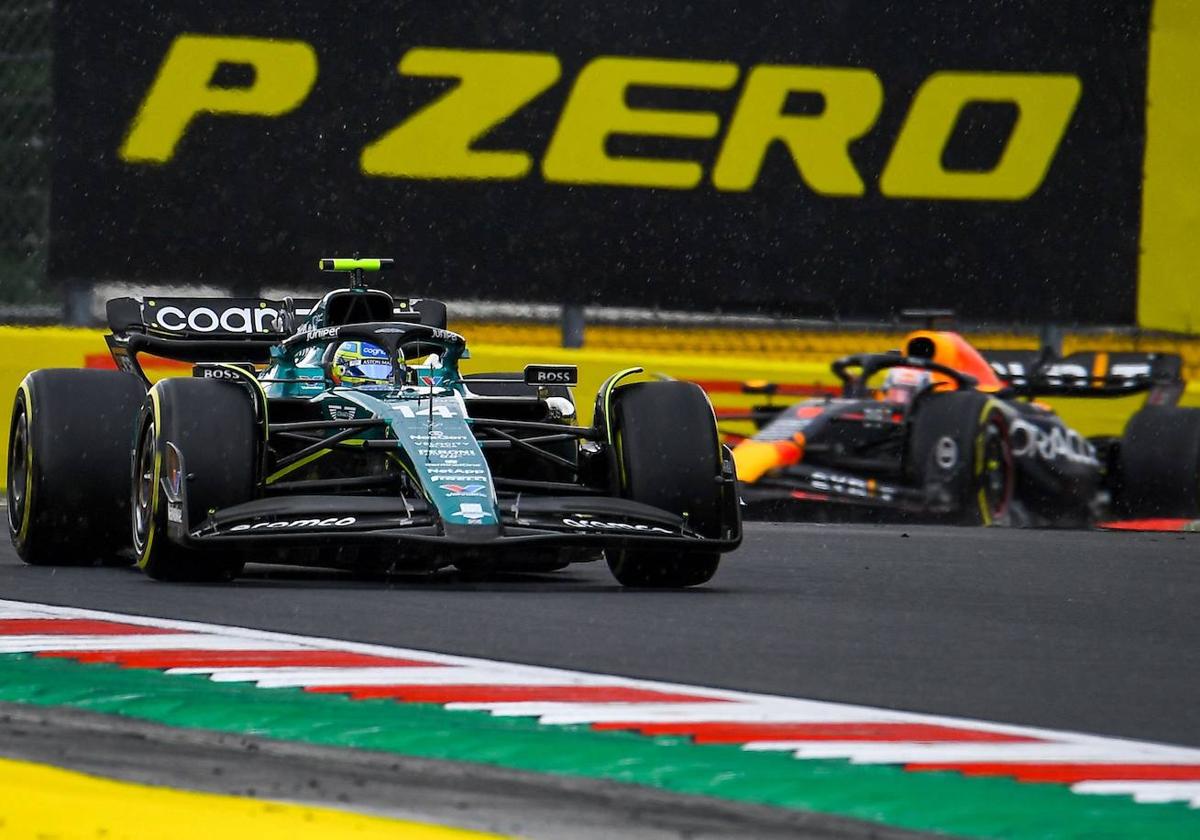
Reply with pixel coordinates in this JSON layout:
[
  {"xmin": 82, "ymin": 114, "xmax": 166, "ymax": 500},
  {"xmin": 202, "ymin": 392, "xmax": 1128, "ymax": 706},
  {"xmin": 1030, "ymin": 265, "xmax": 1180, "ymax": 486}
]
[
  {"xmin": 983, "ymin": 349, "xmax": 1184, "ymax": 405},
  {"xmin": 104, "ymin": 294, "xmax": 448, "ymax": 382}
]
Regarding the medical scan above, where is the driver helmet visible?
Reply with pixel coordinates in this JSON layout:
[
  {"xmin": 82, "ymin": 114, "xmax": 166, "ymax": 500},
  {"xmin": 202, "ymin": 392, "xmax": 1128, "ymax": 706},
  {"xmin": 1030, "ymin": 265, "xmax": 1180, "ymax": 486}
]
[
  {"xmin": 331, "ymin": 341, "xmax": 393, "ymax": 389},
  {"xmin": 880, "ymin": 366, "xmax": 932, "ymax": 405}
]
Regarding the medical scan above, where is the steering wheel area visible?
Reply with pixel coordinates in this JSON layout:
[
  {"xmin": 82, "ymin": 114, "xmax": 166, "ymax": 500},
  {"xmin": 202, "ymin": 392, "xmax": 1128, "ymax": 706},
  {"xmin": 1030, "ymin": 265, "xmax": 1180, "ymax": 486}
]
[{"xmin": 282, "ymin": 322, "xmax": 466, "ymax": 389}]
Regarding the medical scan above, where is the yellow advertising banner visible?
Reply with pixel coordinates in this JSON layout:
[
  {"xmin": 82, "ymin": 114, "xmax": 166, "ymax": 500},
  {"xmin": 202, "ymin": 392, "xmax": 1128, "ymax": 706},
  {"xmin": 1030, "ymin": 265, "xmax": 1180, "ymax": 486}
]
[{"xmin": 1139, "ymin": 0, "xmax": 1200, "ymax": 332}]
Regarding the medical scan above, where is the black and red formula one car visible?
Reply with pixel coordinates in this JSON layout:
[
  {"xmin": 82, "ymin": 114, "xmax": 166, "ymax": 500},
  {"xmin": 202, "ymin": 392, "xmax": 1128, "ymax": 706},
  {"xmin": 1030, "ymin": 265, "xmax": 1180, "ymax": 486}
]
[{"xmin": 731, "ymin": 329, "xmax": 1200, "ymax": 526}]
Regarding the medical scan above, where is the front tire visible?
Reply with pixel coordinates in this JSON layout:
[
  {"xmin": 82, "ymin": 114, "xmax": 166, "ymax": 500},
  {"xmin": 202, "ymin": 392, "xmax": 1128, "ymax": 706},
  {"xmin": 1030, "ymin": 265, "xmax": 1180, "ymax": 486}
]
[
  {"xmin": 607, "ymin": 381, "xmax": 722, "ymax": 587},
  {"xmin": 133, "ymin": 378, "xmax": 256, "ymax": 582},
  {"xmin": 907, "ymin": 391, "xmax": 1014, "ymax": 526},
  {"xmin": 8, "ymin": 369, "xmax": 145, "ymax": 565}
]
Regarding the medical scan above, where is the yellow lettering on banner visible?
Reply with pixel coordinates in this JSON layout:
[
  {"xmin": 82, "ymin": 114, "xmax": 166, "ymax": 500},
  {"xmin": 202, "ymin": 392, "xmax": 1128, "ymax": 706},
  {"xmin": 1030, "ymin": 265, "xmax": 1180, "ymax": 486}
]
[
  {"xmin": 712, "ymin": 66, "xmax": 882, "ymax": 195},
  {"xmin": 361, "ymin": 49, "xmax": 561, "ymax": 180},
  {"xmin": 542, "ymin": 57, "xmax": 739, "ymax": 189},
  {"xmin": 880, "ymin": 72, "xmax": 1080, "ymax": 201},
  {"xmin": 119, "ymin": 35, "xmax": 317, "ymax": 164}
]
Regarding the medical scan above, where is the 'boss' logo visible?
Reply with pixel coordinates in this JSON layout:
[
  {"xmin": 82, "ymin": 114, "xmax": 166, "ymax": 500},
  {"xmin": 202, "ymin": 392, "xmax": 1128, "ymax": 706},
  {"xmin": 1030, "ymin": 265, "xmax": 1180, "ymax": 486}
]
[
  {"xmin": 525, "ymin": 365, "xmax": 578, "ymax": 385},
  {"xmin": 199, "ymin": 367, "xmax": 240, "ymax": 380}
]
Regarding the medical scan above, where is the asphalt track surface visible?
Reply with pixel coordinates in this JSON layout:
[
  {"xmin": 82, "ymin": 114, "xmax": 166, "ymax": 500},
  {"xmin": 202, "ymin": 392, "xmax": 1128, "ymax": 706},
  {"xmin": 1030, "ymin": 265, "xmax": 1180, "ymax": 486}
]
[{"xmin": 1, "ymin": 522, "xmax": 1197, "ymax": 750}]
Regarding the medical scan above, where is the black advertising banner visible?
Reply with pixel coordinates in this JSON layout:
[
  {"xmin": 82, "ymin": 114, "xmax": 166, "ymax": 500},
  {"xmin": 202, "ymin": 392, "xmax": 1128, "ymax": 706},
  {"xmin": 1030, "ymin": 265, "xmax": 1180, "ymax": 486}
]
[{"xmin": 50, "ymin": 2, "xmax": 1150, "ymax": 324}]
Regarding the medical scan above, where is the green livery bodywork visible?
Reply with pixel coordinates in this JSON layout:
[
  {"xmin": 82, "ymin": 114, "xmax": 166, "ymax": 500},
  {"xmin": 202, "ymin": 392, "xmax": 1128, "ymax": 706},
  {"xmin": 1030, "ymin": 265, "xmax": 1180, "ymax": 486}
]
[{"xmin": 97, "ymin": 269, "xmax": 742, "ymax": 577}]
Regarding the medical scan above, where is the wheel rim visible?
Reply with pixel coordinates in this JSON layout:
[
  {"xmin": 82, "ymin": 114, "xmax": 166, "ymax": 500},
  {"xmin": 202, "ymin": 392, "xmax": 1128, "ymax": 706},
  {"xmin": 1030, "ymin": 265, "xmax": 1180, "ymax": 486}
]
[
  {"xmin": 979, "ymin": 417, "xmax": 1013, "ymax": 519},
  {"xmin": 132, "ymin": 419, "xmax": 156, "ymax": 553},
  {"xmin": 7, "ymin": 401, "xmax": 29, "ymax": 535}
]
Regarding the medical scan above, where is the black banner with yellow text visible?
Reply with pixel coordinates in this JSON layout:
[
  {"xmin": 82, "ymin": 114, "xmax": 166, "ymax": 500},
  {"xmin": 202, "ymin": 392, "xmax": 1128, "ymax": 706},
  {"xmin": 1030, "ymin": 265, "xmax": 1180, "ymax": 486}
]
[{"xmin": 50, "ymin": 1, "xmax": 1151, "ymax": 324}]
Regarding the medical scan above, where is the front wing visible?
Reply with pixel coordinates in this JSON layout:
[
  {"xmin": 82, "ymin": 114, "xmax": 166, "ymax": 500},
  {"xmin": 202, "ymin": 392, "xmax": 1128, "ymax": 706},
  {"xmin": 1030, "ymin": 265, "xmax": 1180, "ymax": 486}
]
[
  {"xmin": 739, "ymin": 463, "xmax": 949, "ymax": 517},
  {"xmin": 161, "ymin": 438, "xmax": 741, "ymax": 555},
  {"xmin": 170, "ymin": 494, "xmax": 739, "ymax": 552}
]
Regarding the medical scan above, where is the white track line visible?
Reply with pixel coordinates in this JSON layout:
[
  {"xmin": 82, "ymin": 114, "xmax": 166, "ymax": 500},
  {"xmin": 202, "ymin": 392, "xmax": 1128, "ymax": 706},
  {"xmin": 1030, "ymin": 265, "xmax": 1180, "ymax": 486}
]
[
  {"xmin": 1073, "ymin": 781, "xmax": 1200, "ymax": 807},
  {"xmin": 195, "ymin": 666, "xmax": 612, "ymax": 687},
  {"xmin": 0, "ymin": 606, "xmax": 53, "ymax": 619},
  {"xmin": 740, "ymin": 741, "xmax": 1200, "ymax": 764},
  {"xmin": 0, "ymin": 634, "xmax": 306, "ymax": 653},
  {"xmin": 525, "ymin": 702, "xmax": 904, "ymax": 725}
]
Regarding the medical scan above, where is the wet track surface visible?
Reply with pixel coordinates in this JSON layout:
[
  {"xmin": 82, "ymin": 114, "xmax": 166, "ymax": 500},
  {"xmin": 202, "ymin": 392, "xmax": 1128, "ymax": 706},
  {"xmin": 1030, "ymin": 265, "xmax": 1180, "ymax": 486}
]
[{"xmin": 2, "ymin": 522, "xmax": 1197, "ymax": 748}]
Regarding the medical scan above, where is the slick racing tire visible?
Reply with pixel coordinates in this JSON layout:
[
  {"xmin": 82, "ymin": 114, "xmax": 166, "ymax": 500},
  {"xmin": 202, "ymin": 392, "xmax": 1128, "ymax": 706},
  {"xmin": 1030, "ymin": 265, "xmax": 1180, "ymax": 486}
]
[
  {"xmin": 133, "ymin": 378, "xmax": 255, "ymax": 582},
  {"xmin": 907, "ymin": 391, "xmax": 1014, "ymax": 526},
  {"xmin": 1116, "ymin": 406, "xmax": 1200, "ymax": 518},
  {"xmin": 8, "ymin": 369, "xmax": 145, "ymax": 566},
  {"xmin": 607, "ymin": 381, "xmax": 721, "ymax": 587}
]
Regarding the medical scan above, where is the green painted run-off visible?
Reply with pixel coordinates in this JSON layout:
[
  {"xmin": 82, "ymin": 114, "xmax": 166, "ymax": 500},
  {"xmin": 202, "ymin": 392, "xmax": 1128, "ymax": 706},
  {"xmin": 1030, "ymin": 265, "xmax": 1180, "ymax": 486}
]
[{"xmin": 0, "ymin": 654, "xmax": 1195, "ymax": 839}]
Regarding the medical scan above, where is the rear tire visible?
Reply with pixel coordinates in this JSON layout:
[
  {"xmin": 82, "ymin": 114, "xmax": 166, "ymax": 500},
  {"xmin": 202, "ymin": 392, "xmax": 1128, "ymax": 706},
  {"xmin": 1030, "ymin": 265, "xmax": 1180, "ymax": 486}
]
[
  {"xmin": 1117, "ymin": 406, "xmax": 1200, "ymax": 518},
  {"xmin": 907, "ymin": 391, "xmax": 1014, "ymax": 526},
  {"xmin": 607, "ymin": 381, "xmax": 722, "ymax": 587},
  {"xmin": 8, "ymin": 369, "xmax": 145, "ymax": 565},
  {"xmin": 133, "ymin": 378, "xmax": 256, "ymax": 582}
]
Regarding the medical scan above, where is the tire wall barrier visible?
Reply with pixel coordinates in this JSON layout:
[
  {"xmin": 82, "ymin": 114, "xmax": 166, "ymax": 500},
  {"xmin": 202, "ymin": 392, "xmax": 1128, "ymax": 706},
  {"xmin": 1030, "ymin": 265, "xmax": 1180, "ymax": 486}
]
[
  {"xmin": 43, "ymin": 0, "xmax": 1200, "ymax": 331},
  {"xmin": 0, "ymin": 327, "xmax": 1197, "ymax": 485}
]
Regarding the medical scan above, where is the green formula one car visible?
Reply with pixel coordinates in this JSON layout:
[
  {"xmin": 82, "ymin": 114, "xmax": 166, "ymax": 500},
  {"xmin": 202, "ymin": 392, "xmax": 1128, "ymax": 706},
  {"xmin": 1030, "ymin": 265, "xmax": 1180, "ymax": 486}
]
[{"xmin": 8, "ymin": 259, "xmax": 740, "ymax": 586}]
